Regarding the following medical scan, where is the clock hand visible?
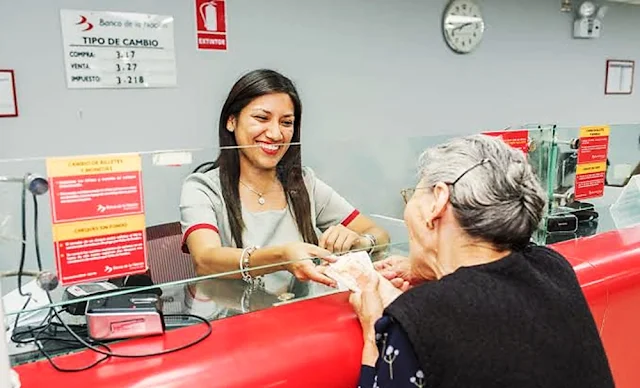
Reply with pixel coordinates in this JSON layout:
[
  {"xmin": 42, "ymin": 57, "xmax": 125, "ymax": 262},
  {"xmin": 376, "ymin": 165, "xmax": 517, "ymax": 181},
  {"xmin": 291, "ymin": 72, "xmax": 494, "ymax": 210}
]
[{"xmin": 452, "ymin": 22, "xmax": 474, "ymax": 32}]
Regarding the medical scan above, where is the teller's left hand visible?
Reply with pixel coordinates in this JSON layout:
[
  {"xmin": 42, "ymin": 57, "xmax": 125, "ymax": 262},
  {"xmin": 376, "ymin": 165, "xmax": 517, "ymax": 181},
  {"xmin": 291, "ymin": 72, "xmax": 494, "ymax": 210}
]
[{"xmin": 319, "ymin": 224, "xmax": 369, "ymax": 253}]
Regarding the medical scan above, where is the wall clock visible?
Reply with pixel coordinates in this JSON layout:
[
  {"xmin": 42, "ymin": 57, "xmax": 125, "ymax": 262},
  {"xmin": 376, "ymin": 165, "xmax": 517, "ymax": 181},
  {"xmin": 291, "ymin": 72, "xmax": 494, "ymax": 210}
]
[{"xmin": 442, "ymin": 0, "xmax": 485, "ymax": 54}]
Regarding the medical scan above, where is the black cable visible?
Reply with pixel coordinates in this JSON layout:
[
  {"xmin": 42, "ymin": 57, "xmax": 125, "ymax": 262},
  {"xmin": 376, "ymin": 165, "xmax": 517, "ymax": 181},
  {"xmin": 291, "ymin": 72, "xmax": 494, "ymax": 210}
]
[
  {"xmin": 49, "ymin": 309, "xmax": 213, "ymax": 359},
  {"xmin": 35, "ymin": 344, "xmax": 111, "ymax": 373},
  {"xmin": 12, "ymin": 308, "xmax": 110, "ymax": 372},
  {"xmin": 12, "ymin": 188, "xmax": 49, "ymax": 335},
  {"xmin": 11, "ymin": 305, "xmax": 57, "ymax": 344},
  {"xmin": 10, "ymin": 190, "xmax": 212, "ymax": 370},
  {"xmin": 12, "ymin": 306, "xmax": 212, "ymax": 372},
  {"xmin": 11, "ymin": 315, "xmax": 87, "ymax": 345},
  {"xmin": 32, "ymin": 192, "xmax": 43, "ymax": 271},
  {"xmin": 11, "ymin": 295, "xmax": 34, "ymax": 338},
  {"xmin": 8, "ymin": 178, "xmax": 98, "ymax": 371},
  {"xmin": 11, "ymin": 177, "xmax": 33, "ymax": 343},
  {"xmin": 17, "ymin": 176, "xmax": 28, "ymax": 296},
  {"xmin": 33, "ymin": 319, "xmax": 112, "ymax": 373}
]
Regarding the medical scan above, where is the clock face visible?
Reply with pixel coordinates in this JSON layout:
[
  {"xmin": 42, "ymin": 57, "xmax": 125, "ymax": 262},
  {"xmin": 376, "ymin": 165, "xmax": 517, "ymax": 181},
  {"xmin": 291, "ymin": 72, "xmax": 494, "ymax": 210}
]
[
  {"xmin": 579, "ymin": 1, "xmax": 596, "ymax": 17},
  {"xmin": 442, "ymin": 0, "xmax": 485, "ymax": 54}
]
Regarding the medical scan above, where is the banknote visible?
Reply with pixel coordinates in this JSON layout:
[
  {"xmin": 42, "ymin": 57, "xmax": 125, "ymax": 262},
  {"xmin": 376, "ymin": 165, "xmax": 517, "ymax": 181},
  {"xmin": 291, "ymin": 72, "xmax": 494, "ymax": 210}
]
[{"xmin": 325, "ymin": 251, "xmax": 375, "ymax": 292}]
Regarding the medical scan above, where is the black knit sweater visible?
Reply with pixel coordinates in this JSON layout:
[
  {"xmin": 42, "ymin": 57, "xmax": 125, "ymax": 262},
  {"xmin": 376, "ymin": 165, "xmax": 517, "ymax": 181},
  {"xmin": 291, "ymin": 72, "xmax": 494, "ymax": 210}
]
[{"xmin": 385, "ymin": 245, "xmax": 615, "ymax": 388}]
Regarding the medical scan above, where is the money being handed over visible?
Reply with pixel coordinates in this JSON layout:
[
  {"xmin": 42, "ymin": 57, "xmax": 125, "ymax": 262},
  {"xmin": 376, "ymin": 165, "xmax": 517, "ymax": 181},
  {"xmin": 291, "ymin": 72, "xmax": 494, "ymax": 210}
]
[{"xmin": 324, "ymin": 251, "xmax": 376, "ymax": 292}]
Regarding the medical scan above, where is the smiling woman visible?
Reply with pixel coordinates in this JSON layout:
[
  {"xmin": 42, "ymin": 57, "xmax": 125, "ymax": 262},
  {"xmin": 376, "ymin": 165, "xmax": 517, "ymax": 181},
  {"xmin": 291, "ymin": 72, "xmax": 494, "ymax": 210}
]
[{"xmin": 179, "ymin": 69, "xmax": 389, "ymax": 293}]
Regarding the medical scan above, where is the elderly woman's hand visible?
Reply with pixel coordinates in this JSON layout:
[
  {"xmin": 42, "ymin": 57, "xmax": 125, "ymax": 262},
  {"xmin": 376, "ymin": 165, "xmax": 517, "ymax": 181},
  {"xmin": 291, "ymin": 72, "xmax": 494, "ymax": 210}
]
[
  {"xmin": 375, "ymin": 255, "xmax": 413, "ymax": 291},
  {"xmin": 375, "ymin": 255, "xmax": 417, "ymax": 290},
  {"xmin": 375, "ymin": 255, "xmax": 436, "ymax": 290},
  {"xmin": 349, "ymin": 272, "xmax": 384, "ymax": 341},
  {"xmin": 334, "ymin": 256, "xmax": 403, "ymax": 307}
]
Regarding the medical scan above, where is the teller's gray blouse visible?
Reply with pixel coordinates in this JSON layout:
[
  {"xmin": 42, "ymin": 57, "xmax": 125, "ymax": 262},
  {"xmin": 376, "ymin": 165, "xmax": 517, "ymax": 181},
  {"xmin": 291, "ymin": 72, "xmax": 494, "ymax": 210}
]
[{"xmin": 179, "ymin": 166, "xmax": 359, "ymax": 294}]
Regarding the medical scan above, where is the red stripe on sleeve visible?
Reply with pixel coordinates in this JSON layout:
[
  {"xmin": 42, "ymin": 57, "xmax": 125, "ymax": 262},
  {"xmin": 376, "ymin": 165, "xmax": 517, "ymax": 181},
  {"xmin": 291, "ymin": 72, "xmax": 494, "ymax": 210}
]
[
  {"xmin": 341, "ymin": 209, "xmax": 360, "ymax": 227},
  {"xmin": 181, "ymin": 223, "xmax": 219, "ymax": 253}
]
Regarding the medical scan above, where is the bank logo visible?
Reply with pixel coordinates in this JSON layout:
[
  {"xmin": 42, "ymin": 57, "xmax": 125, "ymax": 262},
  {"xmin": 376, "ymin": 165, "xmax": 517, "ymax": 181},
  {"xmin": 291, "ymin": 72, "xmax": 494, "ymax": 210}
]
[{"xmin": 76, "ymin": 15, "xmax": 94, "ymax": 31}]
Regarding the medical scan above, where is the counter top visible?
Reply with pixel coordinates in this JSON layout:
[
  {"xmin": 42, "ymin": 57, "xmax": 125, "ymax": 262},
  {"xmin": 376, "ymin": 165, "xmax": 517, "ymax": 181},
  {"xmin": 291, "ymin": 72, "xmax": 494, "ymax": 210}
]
[{"xmin": 12, "ymin": 225, "xmax": 640, "ymax": 387}]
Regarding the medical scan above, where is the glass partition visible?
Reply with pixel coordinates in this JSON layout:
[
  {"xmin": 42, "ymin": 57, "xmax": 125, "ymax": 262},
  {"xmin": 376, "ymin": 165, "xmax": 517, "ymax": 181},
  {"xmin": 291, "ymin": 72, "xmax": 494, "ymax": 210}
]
[
  {"xmin": 0, "ymin": 146, "xmax": 411, "ymax": 306},
  {"xmin": 542, "ymin": 124, "xmax": 640, "ymax": 244},
  {"xmin": 1, "ymin": 135, "xmax": 418, "ymax": 366},
  {"xmin": 3, "ymin": 125, "xmax": 638, "ymax": 366}
]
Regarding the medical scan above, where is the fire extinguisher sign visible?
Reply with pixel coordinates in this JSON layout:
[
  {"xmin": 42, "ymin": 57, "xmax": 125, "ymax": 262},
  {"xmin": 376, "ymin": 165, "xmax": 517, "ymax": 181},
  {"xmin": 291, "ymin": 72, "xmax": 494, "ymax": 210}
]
[{"xmin": 195, "ymin": 0, "xmax": 227, "ymax": 51}]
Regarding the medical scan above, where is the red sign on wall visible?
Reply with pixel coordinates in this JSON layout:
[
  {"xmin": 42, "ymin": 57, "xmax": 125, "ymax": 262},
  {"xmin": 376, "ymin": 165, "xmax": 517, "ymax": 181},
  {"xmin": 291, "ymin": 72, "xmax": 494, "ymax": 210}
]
[
  {"xmin": 46, "ymin": 154, "xmax": 148, "ymax": 285},
  {"xmin": 195, "ymin": 0, "xmax": 227, "ymax": 51},
  {"xmin": 574, "ymin": 125, "xmax": 610, "ymax": 201},
  {"xmin": 482, "ymin": 130, "xmax": 530, "ymax": 155}
]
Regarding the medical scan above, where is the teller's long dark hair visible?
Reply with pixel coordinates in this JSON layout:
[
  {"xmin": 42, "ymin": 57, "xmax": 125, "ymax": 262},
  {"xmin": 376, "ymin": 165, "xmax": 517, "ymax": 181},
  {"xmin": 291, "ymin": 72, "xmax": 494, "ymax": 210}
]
[{"xmin": 206, "ymin": 69, "xmax": 317, "ymax": 247}]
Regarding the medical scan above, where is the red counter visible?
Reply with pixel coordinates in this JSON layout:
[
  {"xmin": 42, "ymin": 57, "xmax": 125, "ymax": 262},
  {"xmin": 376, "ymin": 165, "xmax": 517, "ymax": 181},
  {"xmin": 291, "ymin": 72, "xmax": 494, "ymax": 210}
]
[
  {"xmin": 552, "ymin": 226, "xmax": 640, "ymax": 388},
  {"xmin": 14, "ymin": 225, "xmax": 640, "ymax": 388}
]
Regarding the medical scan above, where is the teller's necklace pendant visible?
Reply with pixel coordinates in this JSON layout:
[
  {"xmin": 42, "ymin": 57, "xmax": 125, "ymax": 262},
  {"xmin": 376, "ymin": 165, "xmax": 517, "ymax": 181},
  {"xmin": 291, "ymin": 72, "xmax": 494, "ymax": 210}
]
[{"xmin": 258, "ymin": 196, "xmax": 266, "ymax": 205}]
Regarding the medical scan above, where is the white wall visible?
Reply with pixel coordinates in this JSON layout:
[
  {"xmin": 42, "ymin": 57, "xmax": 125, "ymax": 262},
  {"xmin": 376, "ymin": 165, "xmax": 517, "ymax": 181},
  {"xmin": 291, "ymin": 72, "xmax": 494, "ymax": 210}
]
[{"xmin": 1, "ymin": 0, "xmax": 639, "ymax": 159}]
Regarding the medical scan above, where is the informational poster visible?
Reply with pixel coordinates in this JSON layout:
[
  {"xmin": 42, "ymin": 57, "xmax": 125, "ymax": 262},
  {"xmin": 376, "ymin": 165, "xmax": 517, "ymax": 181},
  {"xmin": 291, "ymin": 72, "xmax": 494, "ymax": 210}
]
[
  {"xmin": 0, "ymin": 70, "xmax": 18, "ymax": 117},
  {"xmin": 574, "ymin": 125, "xmax": 610, "ymax": 201},
  {"xmin": 482, "ymin": 130, "xmax": 529, "ymax": 154},
  {"xmin": 46, "ymin": 154, "xmax": 148, "ymax": 285},
  {"xmin": 195, "ymin": 0, "xmax": 228, "ymax": 51},
  {"xmin": 60, "ymin": 9, "xmax": 177, "ymax": 89}
]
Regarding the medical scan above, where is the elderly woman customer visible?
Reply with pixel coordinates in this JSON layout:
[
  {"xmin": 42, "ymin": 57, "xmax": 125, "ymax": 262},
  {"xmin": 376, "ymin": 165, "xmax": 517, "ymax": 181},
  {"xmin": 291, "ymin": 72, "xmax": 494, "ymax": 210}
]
[{"xmin": 351, "ymin": 135, "xmax": 614, "ymax": 387}]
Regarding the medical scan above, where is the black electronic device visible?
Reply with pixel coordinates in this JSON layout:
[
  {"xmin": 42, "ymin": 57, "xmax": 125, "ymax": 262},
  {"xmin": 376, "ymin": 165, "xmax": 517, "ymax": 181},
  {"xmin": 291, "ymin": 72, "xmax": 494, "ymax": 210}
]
[
  {"xmin": 546, "ymin": 201, "xmax": 599, "ymax": 244},
  {"xmin": 547, "ymin": 213, "xmax": 579, "ymax": 234},
  {"xmin": 62, "ymin": 274, "xmax": 162, "ymax": 316},
  {"xmin": 62, "ymin": 282, "xmax": 120, "ymax": 316}
]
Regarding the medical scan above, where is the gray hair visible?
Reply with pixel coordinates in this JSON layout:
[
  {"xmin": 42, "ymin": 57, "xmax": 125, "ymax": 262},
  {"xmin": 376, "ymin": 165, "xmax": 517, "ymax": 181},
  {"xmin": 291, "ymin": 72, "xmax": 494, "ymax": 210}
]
[{"xmin": 418, "ymin": 134, "xmax": 547, "ymax": 250}]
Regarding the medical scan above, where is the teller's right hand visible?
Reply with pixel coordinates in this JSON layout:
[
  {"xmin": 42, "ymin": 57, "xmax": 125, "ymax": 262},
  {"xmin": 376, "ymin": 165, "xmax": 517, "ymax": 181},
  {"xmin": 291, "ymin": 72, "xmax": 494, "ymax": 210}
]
[{"xmin": 281, "ymin": 242, "xmax": 337, "ymax": 288}]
